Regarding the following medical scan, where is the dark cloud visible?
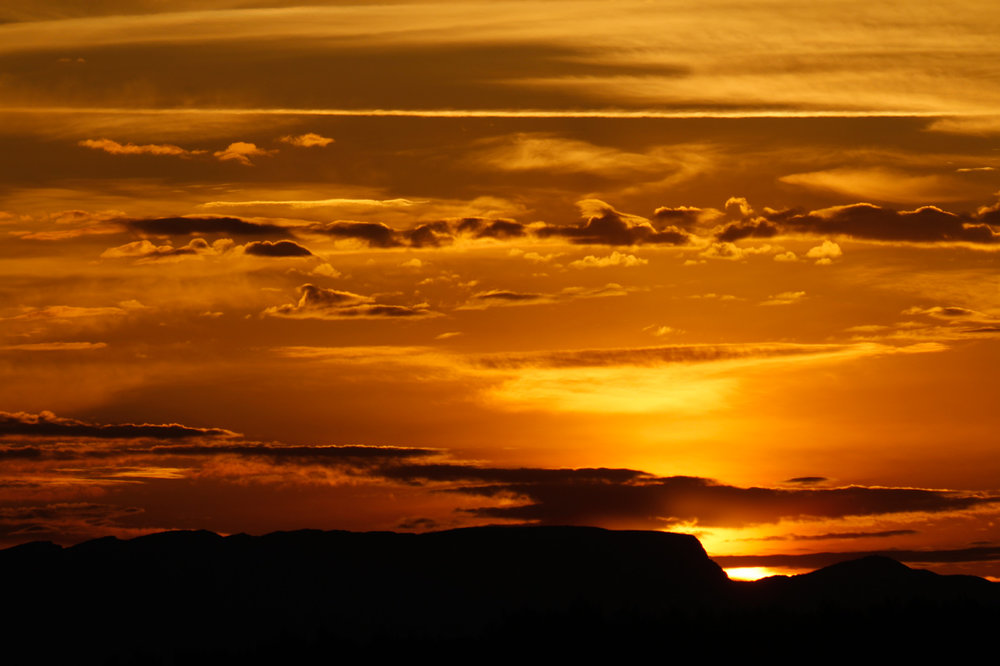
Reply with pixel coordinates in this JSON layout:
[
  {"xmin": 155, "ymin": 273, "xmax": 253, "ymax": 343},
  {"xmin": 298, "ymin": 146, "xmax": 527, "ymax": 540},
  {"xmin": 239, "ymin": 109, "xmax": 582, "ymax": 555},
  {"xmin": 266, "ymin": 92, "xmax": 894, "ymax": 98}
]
[
  {"xmin": 0, "ymin": 503, "xmax": 143, "ymax": 540},
  {"xmin": 0, "ymin": 412, "xmax": 437, "ymax": 473},
  {"xmin": 473, "ymin": 290, "xmax": 545, "ymax": 302},
  {"xmin": 376, "ymin": 464, "xmax": 647, "ymax": 486},
  {"xmin": 715, "ymin": 545, "xmax": 1000, "ymax": 570},
  {"xmin": 396, "ymin": 517, "xmax": 439, "ymax": 530},
  {"xmin": 758, "ymin": 529, "xmax": 919, "ymax": 541},
  {"xmin": 353, "ymin": 460, "xmax": 999, "ymax": 529},
  {"xmin": 312, "ymin": 221, "xmax": 401, "ymax": 247},
  {"xmin": 716, "ymin": 219, "xmax": 780, "ymax": 242},
  {"xmin": 456, "ymin": 218, "xmax": 528, "ymax": 240},
  {"xmin": 311, "ymin": 218, "xmax": 529, "ymax": 248},
  {"xmin": 149, "ymin": 443, "xmax": 436, "ymax": 463},
  {"xmin": 404, "ymin": 221, "xmax": 454, "ymax": 248},
  {"xmin": 440, "ymin": 475, "xmax": 998, "ymax": 529},
  {"xmin": 243, "ymin": 240, "xmax": 313, "ymax": 257},
  {"xmin": 902, "ymin": 305, "xmax": 1000, "ymax": 331},
  {"xmin": 5, "ymin": 410, "xmax": 998, "ymax": 542},
  {"xmin": 101, "ymin": 237, "xmax": 216, "ymax": 260},
  {"xmin": 263, "ymin": 283, "xmax": 435, "ymax": 319},
  {"xmin": 128, "ymin": 216, "xmax": 291, "ymax": 237},
  {"xmin": 0, "ymin": 410, "xmax": 238, "ymax": 440},
  {"xmin": 774, "ymin": 203, "xmax": 1000, "ymax": 244},
  {"xmin": 336, "ymin": 304, "xmax": 434, "ymax": 317},
  {"xmin": 652, "ymin": 206, "xmax": 706, "ymax": 230},
  {"xmin": 265, "ymin": 283, "xmax": 370, "ymax": 317},
  {"xmin": 975, "ymin": 200, "xmax": 1000, "ymax": 226},
  {"xmin": 536, "ymin": 201, "xmax": 690, "ymax": 246},
  {"xmin": 786, "ymin": 477, "xmax": 828, "ymax": 485},
  {"xmin": 475, "ymin": 343, "xmax": 838, "ymax": 369}
]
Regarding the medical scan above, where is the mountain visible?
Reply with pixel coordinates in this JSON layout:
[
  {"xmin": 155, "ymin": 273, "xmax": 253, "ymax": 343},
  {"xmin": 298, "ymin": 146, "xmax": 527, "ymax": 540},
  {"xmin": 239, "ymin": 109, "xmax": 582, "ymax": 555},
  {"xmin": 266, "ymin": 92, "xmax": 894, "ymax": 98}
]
[{"xmin": 4, "ymin": 526, "xmax": 998, "ymax": 663}]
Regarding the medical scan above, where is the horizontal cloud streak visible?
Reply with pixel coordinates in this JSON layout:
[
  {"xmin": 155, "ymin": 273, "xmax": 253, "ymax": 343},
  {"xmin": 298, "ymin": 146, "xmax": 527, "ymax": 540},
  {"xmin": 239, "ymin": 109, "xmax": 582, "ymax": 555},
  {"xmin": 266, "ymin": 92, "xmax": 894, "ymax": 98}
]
[{"xmin": 0, "ymin": 410, "xmax": 239, "ymax": 440}]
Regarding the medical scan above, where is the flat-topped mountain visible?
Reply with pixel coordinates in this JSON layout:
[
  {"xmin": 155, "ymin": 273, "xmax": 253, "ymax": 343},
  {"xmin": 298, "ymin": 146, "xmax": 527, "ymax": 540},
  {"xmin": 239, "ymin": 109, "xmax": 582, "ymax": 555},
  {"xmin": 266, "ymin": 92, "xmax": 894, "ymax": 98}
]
[{"xmin": 5, "ymin": 526, "xmax": 998, "ymax": 663}]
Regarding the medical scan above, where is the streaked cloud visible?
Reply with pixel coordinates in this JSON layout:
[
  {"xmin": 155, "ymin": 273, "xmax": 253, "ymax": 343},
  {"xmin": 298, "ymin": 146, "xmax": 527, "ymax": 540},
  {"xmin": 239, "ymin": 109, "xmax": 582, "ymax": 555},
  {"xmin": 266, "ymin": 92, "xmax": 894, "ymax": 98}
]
[
  {"xmin": 0, "ymin": 342, "xmax": 107, "ymax": 351},
  {"xmin": 203, "ymin": 198, "xmax": 421, "ymax": 209},
  {"xmin": 279, "ymin": 132, "xmax": 334, "ymax": 148},
  {"xmin": 79, "ymin": 138, "xmax": 204, "ymax": 157},
  {"xmin": 780, "ymin": 168, "xmax": 983, "ymax": 204}
]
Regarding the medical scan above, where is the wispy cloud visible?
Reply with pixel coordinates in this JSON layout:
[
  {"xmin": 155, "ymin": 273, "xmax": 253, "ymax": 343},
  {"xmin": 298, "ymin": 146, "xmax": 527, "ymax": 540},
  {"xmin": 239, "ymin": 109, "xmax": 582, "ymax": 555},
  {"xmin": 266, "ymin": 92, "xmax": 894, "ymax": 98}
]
[{"xmin": 79, "ymin": 138, "xmax": 205, "ymax": 157}]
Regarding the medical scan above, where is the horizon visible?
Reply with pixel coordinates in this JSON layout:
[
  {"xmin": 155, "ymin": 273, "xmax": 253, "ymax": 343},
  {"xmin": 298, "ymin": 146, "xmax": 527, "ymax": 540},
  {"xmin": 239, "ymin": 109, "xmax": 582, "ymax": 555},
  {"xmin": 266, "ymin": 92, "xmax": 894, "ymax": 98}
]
[{"xmin": 2, "ymin": 1, "xmax": 999, "ymax": 582}]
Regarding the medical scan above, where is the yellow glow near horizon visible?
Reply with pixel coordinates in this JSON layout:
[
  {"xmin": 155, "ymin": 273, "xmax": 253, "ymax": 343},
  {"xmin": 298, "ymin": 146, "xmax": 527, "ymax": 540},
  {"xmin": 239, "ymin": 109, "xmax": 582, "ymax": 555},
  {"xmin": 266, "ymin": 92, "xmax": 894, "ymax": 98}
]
[{"xmin": 725, "ymin": 567, "xmax": 782, "ymax": 581}]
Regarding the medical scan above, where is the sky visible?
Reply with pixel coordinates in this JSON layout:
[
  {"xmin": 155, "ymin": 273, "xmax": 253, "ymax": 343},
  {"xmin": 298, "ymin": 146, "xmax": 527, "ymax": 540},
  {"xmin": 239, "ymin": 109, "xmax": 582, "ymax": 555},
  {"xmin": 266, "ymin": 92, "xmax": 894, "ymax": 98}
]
[{"xmin": 2, "ymin": 0, "xmax": 1000, "ymax": 579}]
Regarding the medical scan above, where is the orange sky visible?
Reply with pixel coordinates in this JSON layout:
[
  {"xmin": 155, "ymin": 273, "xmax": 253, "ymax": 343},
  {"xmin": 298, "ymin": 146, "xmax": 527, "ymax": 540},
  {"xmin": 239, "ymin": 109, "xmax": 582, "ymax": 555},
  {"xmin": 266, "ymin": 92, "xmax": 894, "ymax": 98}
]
[{"xmin": 2, "ymin": 1, "xmax": 999, "ymax": 578}]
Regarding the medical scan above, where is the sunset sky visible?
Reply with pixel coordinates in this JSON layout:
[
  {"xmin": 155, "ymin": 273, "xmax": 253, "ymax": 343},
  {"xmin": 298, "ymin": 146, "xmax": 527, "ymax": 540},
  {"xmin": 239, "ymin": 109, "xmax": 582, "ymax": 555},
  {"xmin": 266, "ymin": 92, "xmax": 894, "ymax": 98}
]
[{"xmin": 2, "ymin": 0, "xmax": 1000, "ymax": 579}]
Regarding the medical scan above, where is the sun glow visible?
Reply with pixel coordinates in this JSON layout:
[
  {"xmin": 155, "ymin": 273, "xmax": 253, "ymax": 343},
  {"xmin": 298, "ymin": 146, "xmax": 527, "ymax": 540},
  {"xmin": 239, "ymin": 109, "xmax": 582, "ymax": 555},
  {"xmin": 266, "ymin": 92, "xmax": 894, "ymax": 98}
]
[{"xmin": 724, "ymin": 567, "xmax": 782, "ymax": 581}]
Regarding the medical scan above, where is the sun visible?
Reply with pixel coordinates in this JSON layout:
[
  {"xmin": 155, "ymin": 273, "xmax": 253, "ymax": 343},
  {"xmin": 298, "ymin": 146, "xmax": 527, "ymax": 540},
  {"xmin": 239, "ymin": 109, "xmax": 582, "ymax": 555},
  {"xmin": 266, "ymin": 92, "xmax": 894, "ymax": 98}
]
[{"xmin": 724, "ymin": 566, "xmax": 781, "ymax": 581}]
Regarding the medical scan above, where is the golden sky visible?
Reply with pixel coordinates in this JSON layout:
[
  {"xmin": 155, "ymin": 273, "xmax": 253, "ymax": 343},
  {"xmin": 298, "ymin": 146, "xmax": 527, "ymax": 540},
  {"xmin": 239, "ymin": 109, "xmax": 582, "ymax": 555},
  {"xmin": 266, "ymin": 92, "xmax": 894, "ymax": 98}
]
[{"xmin": 2, "ymin": 0, "xmax": 1000, "ymax": 578}]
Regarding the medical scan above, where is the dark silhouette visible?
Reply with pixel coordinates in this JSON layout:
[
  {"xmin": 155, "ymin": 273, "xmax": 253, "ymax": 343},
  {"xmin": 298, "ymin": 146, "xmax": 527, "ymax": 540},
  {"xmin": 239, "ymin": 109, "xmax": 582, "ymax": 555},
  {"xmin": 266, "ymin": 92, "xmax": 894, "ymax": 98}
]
[{"xmin": 4, "ymin": 526, "xmax": 997, "ymax": 663}]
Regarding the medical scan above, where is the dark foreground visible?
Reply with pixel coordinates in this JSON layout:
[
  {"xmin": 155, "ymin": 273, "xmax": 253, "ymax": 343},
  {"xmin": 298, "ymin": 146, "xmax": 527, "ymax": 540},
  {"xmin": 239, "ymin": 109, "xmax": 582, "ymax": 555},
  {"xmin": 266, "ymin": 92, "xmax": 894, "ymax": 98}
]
[{"xmin": 5, "ymin": 526, "xmax": 998, "ymax": 663}]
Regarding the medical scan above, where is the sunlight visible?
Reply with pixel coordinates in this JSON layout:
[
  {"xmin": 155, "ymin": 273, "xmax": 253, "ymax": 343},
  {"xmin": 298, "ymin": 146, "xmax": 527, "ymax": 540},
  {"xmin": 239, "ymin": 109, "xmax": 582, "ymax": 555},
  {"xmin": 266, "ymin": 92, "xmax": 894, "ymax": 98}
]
[{"xmin": 724, "ymin": 566, "xmax": 782, "ymax": 581}]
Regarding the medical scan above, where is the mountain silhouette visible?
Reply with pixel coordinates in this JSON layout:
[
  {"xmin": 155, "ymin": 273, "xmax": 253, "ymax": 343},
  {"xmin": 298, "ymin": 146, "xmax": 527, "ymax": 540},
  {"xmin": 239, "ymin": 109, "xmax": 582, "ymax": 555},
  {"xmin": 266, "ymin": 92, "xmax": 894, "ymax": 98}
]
[{"xmin": 4, "ymin": 526, "xmax": 998, "ymax": 663}]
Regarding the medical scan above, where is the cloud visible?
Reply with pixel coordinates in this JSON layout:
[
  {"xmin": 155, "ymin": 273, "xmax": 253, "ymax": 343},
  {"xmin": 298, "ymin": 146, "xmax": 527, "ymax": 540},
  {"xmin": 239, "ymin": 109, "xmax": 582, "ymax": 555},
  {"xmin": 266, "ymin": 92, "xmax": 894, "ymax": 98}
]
[
  {"xmin": 0, "ymin": 502, "xmax": 144, "ymax": 541},
  {"xmin": 5, "ymin": 303, "xmax": 143, "ymax": 321},
  {"xmin": 569, "ymin": 251, "xmax": 647, "ymax": 268},
  {"xmin": 535, "ymin": 200, "xmax": 690, "ymax": 246},
  {"xmin": 305, "ymin": 217, "xmax": 529, "ymax": 249},
  {"xmin": 131, "ymin": 198, "xmax": 1000, "ymax": 256},
  {"xmin": 204, "ymin": 198, "xmax": 421, "ymax": 210},
  {"xmin": 645, "ymin": 325, "xmax": 677, "ymax": 337},
  {"xmin": 804, "ymin": 240, "xmax": 843, "ymax": 265},
  {"xmin": 243, "ymin": 240, "xmax": 313, "ymax": 257},
  {"xmin": 0, "ymin": 410, "xmax": 239, "ymax": 440},
  {"xmin": 715, "ymin": 544, "xmax": 1000, "ymax": 571},
  {"xmin": 147, "ymin": 443, "xmax": 438, "ymax": 463},
  {"xmin": 716, "ymin": 219, "xmax": 780, "ymax": 242},
  {"xmin": 779, "ymin": 167, "xmax": 982, "ymax": 204},
  {"xmin": 0, "ymin": 342, "xmax": 107, "ymax": 351},
  {"xmin": 404, "ymin": 221, "xmax": 455, "ymax": 248},
  {"xmin": 698, "ymin": 242, "xmax": 774, "ymax": 261},
  {"xmin": 926, "ymin": 117, "xmax": 1000, "ymax": 136},
  {"xmin": 785, "ymin": 477, "xmax": 828, "ymax": 485},
  {"xmin": 472, "ymin": 289, "xmax": 546, "ymax": 303},
  {"xmin": 279, "ymin": 133, "xmax": 334, "ymax": 148},
  {"xmin": 310, "ymin": 221, "xmax": 401, "ymax": 248},
  {"xmin": 450, "ymin": 475, "xmax": 999, "ymax": 529},
  {"xmin": 100, "ymin": 237, "xmax": 230, "ymax": 261},
  {"xmin": 455, "ymin": 218, "xmax": 527, "ymax": 240},
  {"xmin": 476, "ymin": 341, "xmax": 938, "ymax": 414},
  {"xmin": 759, "ymin": 529, "xmax": 919, "ymax": 541},
  {"xmin": 652, "ymin": 206, "xmax": 716, "ymax": 230},
  {"xmin": 773, "ymin": 203, "xmax": 1000, "ymax": 244},
  {"xmin": 127, "ymin": 216, "xmax": 291, "ymax": 237},
  {"xmin": 761, "ymin": 291, "xmax": 806, "ymax": 306},
  {"xmin": 0, "ymin": 411, "xmax": 438, "ymax": 478},
  {"xmin": 459, "ymin": 283, "xmax": 628, "ymax": 310},
  {"xmin": 213, "ymin": 142, "xmax": 276, "ymax": 166},
  {"xmin": 475, "ymin": 342, "xmax": 841, "ymax": 370},
  {"xmin": 903, "ymin": 305, "xmax": 981, "ymax": 319},
  {"xmin": 900, "ymin": 305, "xmax": 1000, "ymax": 332},
  {"xmin": 4, "ymin": 408, "xmax": 995, "ymax": 543},
  {"xmin": 263, "ymin": 283, "xmax": 436, "ymax": 319},
  {"xmin": 78, "ymin": 138, "xmax": 204, "ymax": 157},
  {"xmin": 469, "ymin": 133, "xmax": 707, "ymax": 180}
]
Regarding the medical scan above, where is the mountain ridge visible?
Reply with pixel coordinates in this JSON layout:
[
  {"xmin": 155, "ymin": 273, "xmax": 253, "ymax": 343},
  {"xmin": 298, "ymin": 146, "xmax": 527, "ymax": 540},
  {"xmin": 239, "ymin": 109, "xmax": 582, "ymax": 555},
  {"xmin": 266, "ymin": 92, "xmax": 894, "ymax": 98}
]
[{"xmin": 4, "ymin": 525, "xmax": 998, "ymax": 662}]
